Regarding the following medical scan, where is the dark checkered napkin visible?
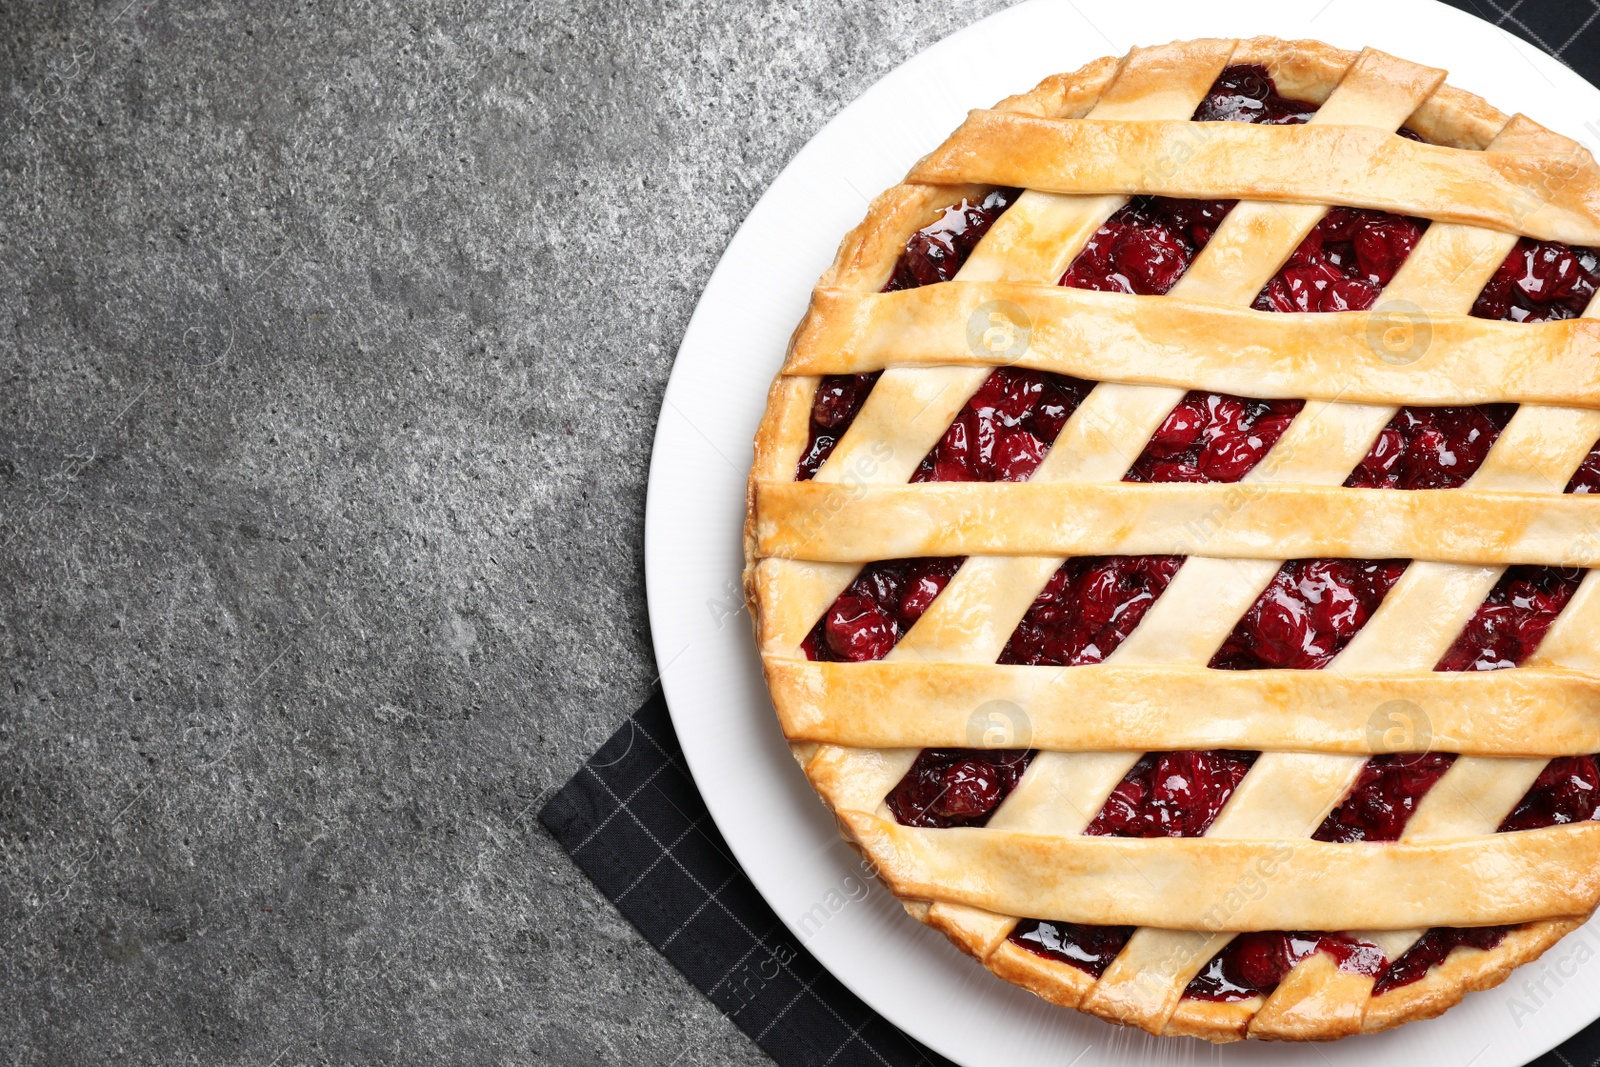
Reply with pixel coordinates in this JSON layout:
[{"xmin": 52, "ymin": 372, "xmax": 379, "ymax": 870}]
[
  {"xmin": 1438, "ymin": 0, "xmax": 1600, "ymax": 82},
  {"xmin": 539, "ymin": 693, "xmax": 1600, "ymax": 1067},
  {"xmin": 539, "ymin": 691, "xmax": 956, "ymax": 1067},
  {"xmin": 544, "ymin": 4, "xmax": 1600, "ymax": 1063}
]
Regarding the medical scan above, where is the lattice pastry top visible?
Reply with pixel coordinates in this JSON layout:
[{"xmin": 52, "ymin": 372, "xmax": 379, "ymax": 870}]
[{"xmin": 744, "ymin": 37, "xmax": 1600, "ymax": 1042}]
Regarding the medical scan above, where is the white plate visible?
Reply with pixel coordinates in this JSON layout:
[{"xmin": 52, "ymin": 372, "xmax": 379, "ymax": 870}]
[{"xmin": 643, "ymin": 2, "xmax": 1600, "ymax": 1063}]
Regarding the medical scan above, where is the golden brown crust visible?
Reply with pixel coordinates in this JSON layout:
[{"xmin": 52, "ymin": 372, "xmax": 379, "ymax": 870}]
[
  {"xmin": 756, "ymin": 479, "xmax": 1600, "ymax": 567},
  {"xmin": 1361, "ymin": 918, "xmax": 1588, "ymax": 1033},
  {"xmin": 767, "ymin": 658, "xmax": 1600, "ymax": 756},
  {"xmin": 785, "ymin": 284, "xmax": 1600, "ymax": 406},
  {"xmin": 834, "ymin": 811, "xmax": 1600, "ymax": 931},
  {"xmin": 748, "ymin": 36, "xmax": 1600, "ymax": 1043},
  {"xmin": 906, "ymin": 115, "xmax": 1600, "ymax": 243}
]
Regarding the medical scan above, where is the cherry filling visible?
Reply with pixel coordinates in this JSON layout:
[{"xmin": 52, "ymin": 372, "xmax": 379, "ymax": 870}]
[
  {"xmin": 1008, "ymin": 920, "xmax": 1133, "ymax": 978},
  {"xmin": 1125, "ymin": 393, "xmax": 1303, "ymax": 484},
  {"xmin": 1568, "ymin": 440, "xmax": 1600, "ymax": 493},
  {"xmin": 1313, "ymin": 752, "xmax": 1457, "ymax": 843},
  {"xmin": 912, "ymin": 368, "xmax": 1093, "ymax": 484},
  {"xmin": 1371, "ymin": 927, "xmax": 1512, "ymax": 996},
  {"xmin": 884, "ymin": 187, "xmax": 1021, "ymax": 293},
  {"xmin": 998, "ymin": 555, "xmax": 1183, "ymax": 667},
  {"xmin": 797, "ymin": 372, "xmax": 882, "ymax": 480},
  {"xmin": 1435, "ymin": 566, "xmax": 1584, "ymax": 673},
  {"xmin": 1253, "ymin": 207, "xmax": 1429, "ymax": 314},
  {"xmin": 1345, "ymin": 404, "xmax": 1516, "ymax": 490},
  {"xmin": 885, "ymin": 748, "xmax": 1034, "ymax": 828},
  {"xmin": 801, "ymin": 557, "xmax": 963, "ymax": 662},
  {"xmin": 1192, "ymin": 64, "xmax": 1318, "ymax": 125},
  {"xmin": 1471, "ymin": 238, "xmax": 1600, "ymax": 323},
  {"xmin": 1499, "ymin": 756, "xmax": 1600, "ymax": 833},
  {"xmin": 1059, "ymin": 196, "xmax": 1235, "ymax": 295},
  {"xmin": 1186, "ymin": 931, "xmax": 1386, "ymax": 1002},
  {"xmin": 1209, "ymin": 559, "xmax": 1408, "ymax": 671},
  {"xmin": 1085, "ymin": 750, "xmax": 1256, "ymax": 838},
  {"xmin": 795, "ymin": 189, "xmax": 1022, "ymax": 480}
]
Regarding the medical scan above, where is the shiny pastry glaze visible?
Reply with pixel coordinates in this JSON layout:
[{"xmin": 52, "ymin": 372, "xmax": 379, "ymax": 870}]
[
  {"xmin": 793, "ymin": 62, "xmax": 1600, "ymax": 996},
  {"xmin": 996, "ymin": 67, "xmax": 1600, "ymax": 997}
]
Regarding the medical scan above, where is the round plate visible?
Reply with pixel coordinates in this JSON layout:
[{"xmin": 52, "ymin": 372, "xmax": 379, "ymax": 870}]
[{"xmin": 643, "ymin": 2, "xmax": 1600, "ymax": 1063}]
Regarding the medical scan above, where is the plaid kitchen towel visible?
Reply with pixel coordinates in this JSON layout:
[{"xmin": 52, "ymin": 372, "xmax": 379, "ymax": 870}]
[
  {"xmin": 539, "ymin": 690, "xmax": 955, "ymax": 1067},
  {"xmin": 539, "ymin": 693, "xmax": 1600, "ymax": 1067},
  {"xmin": 1438, "ymin": 0, "xmax": 1600, "ymax": 84}
]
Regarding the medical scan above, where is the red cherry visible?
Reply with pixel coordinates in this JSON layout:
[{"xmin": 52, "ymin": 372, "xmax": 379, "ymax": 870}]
[
  {"xmin": 990, "ymin": 369, "xmax": 1043, "ymax": 425},
  {"xmin": 991, "ymin": 428, "xmax": 1046, "ymax": 481},
  {"xmin": 1146, "ymin": 395, "xmax": 1208, "ymax": 457},
  {"xmin": 897, "ymin": 570, "xmax": 951, "ymax": 628},
  {"xmin": 1517, "ymin": 243, "xmax": 1583, "ymax": 301},
  {"xmin": 936, "ymin": 759, "xmax": 1003, "ymax": 819},
  {"xmin": 1246, "ymin": 583, "xmax": 1318, "ymax": 668},
  {"xmin": 823, "ymin": 595, "xmax": 896, "ymax": 661},
  {"xmin": 1226, "ymin": 932, "xmax": 1294, "ymax": 991},
  {"xmin": 1319, "ymin": 277, "xmax": 1381, "ymax": 312},
  {"xmin": 1354, "ymin": 216, "xmax": 1423, "ymax": 285},
  {"xmin": 1110, "ymin": 223, "xmax": 1189, "ymax": 295}
]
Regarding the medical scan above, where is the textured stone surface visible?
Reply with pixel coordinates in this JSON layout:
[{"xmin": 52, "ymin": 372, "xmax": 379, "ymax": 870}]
[{"xmin": 0, "ymin": 1, "xmax": 1010, "ymax": 1063}]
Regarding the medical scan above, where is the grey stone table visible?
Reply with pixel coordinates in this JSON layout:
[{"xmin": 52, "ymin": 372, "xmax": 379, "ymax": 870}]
[{"xmin": 0, "ymin": 1, "xmax": 1013, "ymax": 1063}]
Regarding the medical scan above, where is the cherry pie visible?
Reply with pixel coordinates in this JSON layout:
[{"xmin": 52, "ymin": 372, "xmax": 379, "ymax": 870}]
[{"xmin": 745, "ymin": 37, "xmax": 1600, "ymax": 1041}]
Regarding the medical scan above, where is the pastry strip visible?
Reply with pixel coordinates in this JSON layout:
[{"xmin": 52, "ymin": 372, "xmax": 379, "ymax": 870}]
[
  {"xmin": 836, "ymin": 811, "xmax": 1600, "ymax": 931},
  {"xmin": 786, "ymin": 283, "xmax": 1600, "ymax": 409},
  {"xmin": 756, "ymin": 480, "xmax": 1600, "ymax": 566},
  {"xmin": 909, "ymin": 113, "xmax": 1600, "ymax": 244},
  {"xmin": 765, "ymin": 659, "xmax": 1600, "ymax": 756}
]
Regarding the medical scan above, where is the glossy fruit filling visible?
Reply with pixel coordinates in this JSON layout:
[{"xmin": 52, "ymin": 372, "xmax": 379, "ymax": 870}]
[
  {"xmin": 1124, "ymin": 393, "xmax": 1303, "ymax": 484},
  {"xmin": 885, "ymin": 748, "xmax": 1034, "ymax": 828},
  {"xmin": 1371, "ymin": 926, "xmax": 1512, "ymax": 996},
  {"xmin": 1313, "ymin": 752, "xmax": 1456, "ymax": 843},
  {"xmin": 1435, "ymin": 565, "xmax": 1584, "ymax": 673},
  {"xmin": 1186, "ymin": 931, "xmax": 1387, "ymax": 1002},
  {"xmin": 1253, "ymin": 207, "xmax": 1428, "ymax": 314},
  {"xmin": 1498, "ymin": 755, "xmax": 1600, "ymax": 833},
  {"xmin": 912, "ymin": 368, "xmax": 1094, "ymax": 484},
  {"xmin": 1192, "ymin": 64, "xmax": 1318, "ymax": 125},
  {"xmin": 1059, "ymin": 196, "xmax": 1235, "ymax": 295},
  {"xmin": 796, "ymin": 188, "xmax": 1021, "ymax": 480},
  {"xmin": 1470, "ymin": 238, "xmax": 1600, "ymax": 322},
  {"xmin": 1085, "ymin": 750, "xmax": 1257, "ymax": 838},
  {"xmin": 884, "ymin": 187, "xmax": 1021, "ymax": 293},
  {"xmin": 1209, "ymin": 558, "xmax": 1407, "ymax": 671},
  {"xmin": 1008, "ymin": 920, "xmax": 1133, "ymax": 978},
  {"xmin": 998, "ymin": 555, "xmax": 1183, "ymax": 667},
  {"xmin": 1345, "ymin": 404, "xmax": 1516, "ymax": 490},
  {"xmin": 801, "ymin": 557, "xmax": 964, "ymax": 662},
  {"xmin": 796, "ymin": 372, "xmax": 882, "ymax": 480}
]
